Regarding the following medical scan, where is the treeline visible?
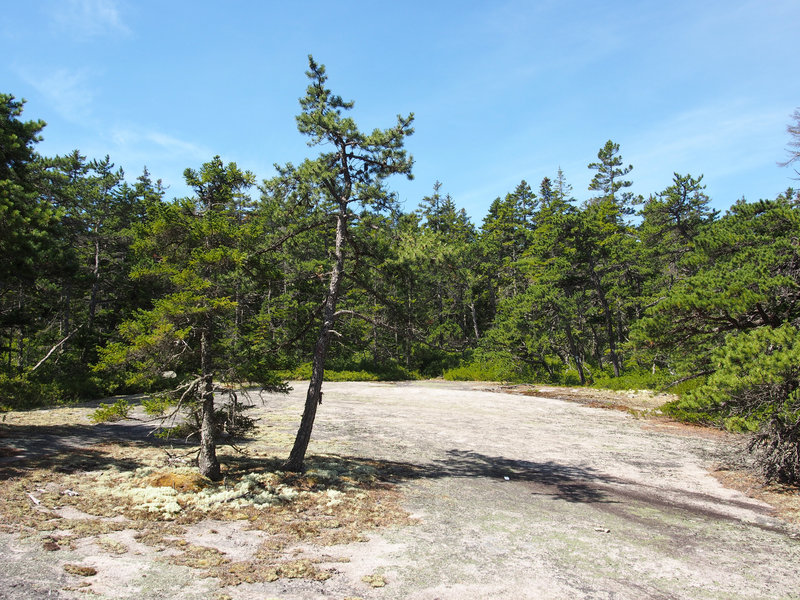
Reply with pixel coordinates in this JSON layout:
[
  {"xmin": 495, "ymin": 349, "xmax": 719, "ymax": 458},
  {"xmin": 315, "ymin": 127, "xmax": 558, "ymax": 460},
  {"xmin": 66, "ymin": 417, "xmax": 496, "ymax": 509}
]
[{"xmin": 2, "ymin": 62, "xmax": 799, "ymax": 481}]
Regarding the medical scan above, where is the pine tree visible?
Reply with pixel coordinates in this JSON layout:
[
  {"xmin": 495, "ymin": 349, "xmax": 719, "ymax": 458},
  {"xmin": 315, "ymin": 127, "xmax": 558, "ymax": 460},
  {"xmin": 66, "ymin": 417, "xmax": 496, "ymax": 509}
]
[
  {"xmin": 271, "ymin": 56, "xmax": 413, "ymax": 472},
  {"xmin": 634, "ymin": 193, "xmax": 800, "ymax": 403},
  {"xmin": 638, "ymin": 173, "xmax": 717, "ymax": 299},
  {"xmin": 480, "ymin": 180, "xmax": 537, "ymax": 302},
  {"xmin": 96, "ymin": 156, "xmax": 282, "ymax": 479},
  {"xmin": 588, "ymin": 139, "xmax": 636, "ymax": 215},
  {"xmin": 578, "ymin": 142, "xmax": 642, "ymax": 377},
  {"xmin": 0, "ymin": 95, "xmax": 57, "ymax": 376}
]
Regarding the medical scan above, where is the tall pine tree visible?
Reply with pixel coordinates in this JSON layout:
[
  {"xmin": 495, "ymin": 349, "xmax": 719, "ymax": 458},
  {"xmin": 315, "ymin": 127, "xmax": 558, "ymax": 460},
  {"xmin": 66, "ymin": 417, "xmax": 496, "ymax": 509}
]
[{"xmin": 271, "ymin": 57, "xmax": 414, "ymax": 471}]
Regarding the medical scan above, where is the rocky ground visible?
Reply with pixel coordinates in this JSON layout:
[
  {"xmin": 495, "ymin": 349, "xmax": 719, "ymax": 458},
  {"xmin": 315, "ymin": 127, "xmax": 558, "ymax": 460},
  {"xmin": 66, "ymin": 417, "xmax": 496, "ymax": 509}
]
[{"xmin": 1, "ymin": 380, "xmax": 798, "ymax": 599}]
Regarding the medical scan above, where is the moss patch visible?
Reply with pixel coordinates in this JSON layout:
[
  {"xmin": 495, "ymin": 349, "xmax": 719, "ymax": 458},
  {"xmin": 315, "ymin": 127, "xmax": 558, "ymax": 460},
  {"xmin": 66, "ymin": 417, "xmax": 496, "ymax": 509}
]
[
  {"xmin": 64, "ymin": 563, "xmax": 97, "ymax": 577},
  {"xmin": 362, "ymin": 573, "xmax": 387, "ymax": 587}
]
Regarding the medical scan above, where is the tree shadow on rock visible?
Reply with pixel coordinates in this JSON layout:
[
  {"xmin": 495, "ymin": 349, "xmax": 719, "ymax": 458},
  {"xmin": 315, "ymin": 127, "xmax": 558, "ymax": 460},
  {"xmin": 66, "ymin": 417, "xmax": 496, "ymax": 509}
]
[
  {"xmin": 304, "ymin": 449, "xmax": 618, "ymax": 504},
  {"xmin": 0, "ymin": 420, "xmax": 175, "ymax": 479}
]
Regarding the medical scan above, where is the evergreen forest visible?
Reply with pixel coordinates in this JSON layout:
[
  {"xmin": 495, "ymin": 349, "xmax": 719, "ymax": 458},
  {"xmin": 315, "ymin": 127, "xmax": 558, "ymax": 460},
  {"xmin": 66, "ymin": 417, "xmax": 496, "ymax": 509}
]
[{"xmin": 2, "ymin": 59, "xmax": 799, "ymax": 483}]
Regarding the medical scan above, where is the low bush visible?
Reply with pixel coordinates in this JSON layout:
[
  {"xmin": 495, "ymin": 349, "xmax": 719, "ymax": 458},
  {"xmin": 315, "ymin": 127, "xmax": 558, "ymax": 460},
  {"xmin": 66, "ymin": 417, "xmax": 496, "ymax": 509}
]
[
  {"xmin": 660, "ymin": 399, "xmax": 718, "ymax": 425},
  {"xmin": 0, "ymin": 374, "xmax": 74, "ymax": 411},
  {"xmin": 90, "ymin": 398, "xmax": 132, "ymax": 423},
  {"xmin": 560, "ymin": 369, "xmax": 584, "ymax": 386},
  {"xmin": 592, "ymin": 369, "xmax": 665, "ymax": 391},
  {"xmin": 444, "ymin": 357, "xmax": 523, "ymax": 383},
  {"xmin": 278, "ymin": 359, "xmax": 419, "ymax": 382},
  {"xmin": 660, "ymin": 325, "xmax": 800, "ymax": 484}
]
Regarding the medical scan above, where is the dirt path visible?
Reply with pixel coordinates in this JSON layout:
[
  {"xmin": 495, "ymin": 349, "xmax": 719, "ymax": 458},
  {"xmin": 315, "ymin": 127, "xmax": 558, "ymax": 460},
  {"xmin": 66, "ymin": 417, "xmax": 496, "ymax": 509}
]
[{"xmin": 2, "ymin": 381, "xmax": 799, "ymax": 599}]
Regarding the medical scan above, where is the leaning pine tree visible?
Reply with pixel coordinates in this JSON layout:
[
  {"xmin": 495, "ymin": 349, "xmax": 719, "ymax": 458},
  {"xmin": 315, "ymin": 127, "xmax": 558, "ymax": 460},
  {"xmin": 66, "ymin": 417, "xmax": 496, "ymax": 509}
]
[{"xmin": 268, "ymin": 56, "xmax": 414, "ymax": 472}]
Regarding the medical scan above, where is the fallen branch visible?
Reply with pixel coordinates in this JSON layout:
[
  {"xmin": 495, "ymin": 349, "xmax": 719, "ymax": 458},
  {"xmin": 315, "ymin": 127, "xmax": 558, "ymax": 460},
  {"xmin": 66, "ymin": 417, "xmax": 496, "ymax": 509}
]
[
  {"xmin": 662, "ymin": 370, "xmax": 714, "ymax": 391},
  {"xmin": 29, "ymin": 327, "xmax": 82, "ymax": 374}
]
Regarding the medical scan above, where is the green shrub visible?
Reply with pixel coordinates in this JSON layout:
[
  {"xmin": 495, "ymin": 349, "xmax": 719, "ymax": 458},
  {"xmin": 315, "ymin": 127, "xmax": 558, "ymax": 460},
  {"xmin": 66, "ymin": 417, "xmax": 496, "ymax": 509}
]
[
  {"xmin": 689, "ymin": 325, "xmax": 800, "ymax": 483},
  {"xmin": 660, "ymin": 399, "xmax": 718, "ymax": 425},
  {"xmin": 275, "ymin": 363, "xmax": 312, "ymax": 381},
  {"xmin": 592, "ymin": 369, "xmax": 664, "ymax": 391},
  {"xmin": 723, "ymin": 415, "xmax": 761, "ymax": 433},
  {"xmin": 142, "ymin": 394, "xmax": 175, "ymax": 416},
  {"xmin": 278, "ymin": 359, "xmax": 419, "ymax": 382},
  {"xmin": 560, "ymin": 369, "xmax": 583, "ymax": 386},
  {"xmin": 90, "ymin": 398, "xmax": 132, "ymax": 423},
  {"xmin": 154, "ymin": 423, "xmax": 194, "ymax": 440},
  {"xmin": 0, "ymin": 374, "xmax": 73, "ymax": 411},
  {"xmin": 665, "ymin": 376, "xmax": 706, "ymax": 396},
  {"xmin": 324, "ymin": 370, "xmax": 379, "ymax": 382},
  {"xmin": 444, "ymin": 357, "xmax": 521, "ymax": 382}
]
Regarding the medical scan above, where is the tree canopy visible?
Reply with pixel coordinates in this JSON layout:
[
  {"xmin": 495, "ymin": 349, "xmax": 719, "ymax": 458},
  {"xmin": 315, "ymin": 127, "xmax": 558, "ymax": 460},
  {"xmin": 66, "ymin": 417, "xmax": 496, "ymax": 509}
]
[{"xmin": 3, "ymin": 74, "xmax": 799, "ymax": 484}]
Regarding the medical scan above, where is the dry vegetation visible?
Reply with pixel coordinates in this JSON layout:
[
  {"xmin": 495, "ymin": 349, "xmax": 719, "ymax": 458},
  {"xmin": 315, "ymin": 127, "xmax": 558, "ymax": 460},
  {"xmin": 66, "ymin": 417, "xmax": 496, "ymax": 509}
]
[{"xmin": 0, "ymin": 403, "xmax": 414, "ymax": 591}]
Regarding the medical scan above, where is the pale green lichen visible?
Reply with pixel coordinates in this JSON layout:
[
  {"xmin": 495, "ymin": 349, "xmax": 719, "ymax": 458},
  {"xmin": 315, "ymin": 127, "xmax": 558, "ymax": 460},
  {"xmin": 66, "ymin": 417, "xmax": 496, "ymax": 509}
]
[
  {"xmin": 71, "ymin": 455, "xmax": 387, "ymax": 520},
  {"xmin": 325, "ymin": 489, "xmax": 345, "ymax": 506}
]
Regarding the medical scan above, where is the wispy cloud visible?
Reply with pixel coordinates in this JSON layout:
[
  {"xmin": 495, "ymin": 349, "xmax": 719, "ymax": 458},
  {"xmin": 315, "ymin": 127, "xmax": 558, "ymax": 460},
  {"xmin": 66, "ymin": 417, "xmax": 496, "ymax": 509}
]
[
  {"xmin": 50, "ymin": 0, "xmax": 131, "ymax": 40},
  {"xmin": 110, "ymin": 128, "xmax": 210, "ymax": 162},
  {"xmin": 99, "ymin": 127, "xmax": 211, "ymax": 198},
  {"xmin": 21, "ymin": 67, "xmax": 95, "ymax": 122},
  {"xmin": 631, "ymin": 102, "xmax": 787, "ymax": 175},
  {"xmin": 623, "ymin": 101, "xmax": 791, "ymax": 205}
]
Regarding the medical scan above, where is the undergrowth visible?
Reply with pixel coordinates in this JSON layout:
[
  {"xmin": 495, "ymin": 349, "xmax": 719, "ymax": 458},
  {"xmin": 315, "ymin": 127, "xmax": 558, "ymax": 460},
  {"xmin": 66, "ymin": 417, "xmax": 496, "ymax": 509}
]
[
  {"xmin": 279, "ymin": 359, "xmax": 419, "ymax": 382},
  {"xmin": 89, "ymin": 398, "xmax": 132, "ymax": 423}
]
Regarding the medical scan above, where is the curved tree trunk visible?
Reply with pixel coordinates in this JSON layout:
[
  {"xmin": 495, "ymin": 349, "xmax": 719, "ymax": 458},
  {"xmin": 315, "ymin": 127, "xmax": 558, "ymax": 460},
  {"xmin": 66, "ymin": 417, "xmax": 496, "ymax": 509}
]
[{"xmin": 284, "ymin": 208, "xmax": 346, "ymax": 472}]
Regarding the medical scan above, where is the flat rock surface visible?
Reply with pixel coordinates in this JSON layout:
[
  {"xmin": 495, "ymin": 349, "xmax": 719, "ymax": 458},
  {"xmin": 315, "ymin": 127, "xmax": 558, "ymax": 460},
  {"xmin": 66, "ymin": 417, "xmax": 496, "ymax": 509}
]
[{"xmin": 2, "ymin": 380, "xmax": 799, "ymax": 599}]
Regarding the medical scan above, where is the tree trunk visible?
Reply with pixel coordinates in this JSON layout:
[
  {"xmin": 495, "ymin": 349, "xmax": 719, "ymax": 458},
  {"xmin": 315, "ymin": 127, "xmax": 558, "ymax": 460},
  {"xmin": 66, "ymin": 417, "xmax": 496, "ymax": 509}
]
[
  {"xmin": 61, "ymin": 280, "xmax": 71, "ymax": 346},
  {"xmin": 589, "ymin": 265, "xmax": 621, "ymax": 377},
  {"xmin": 564, "ymin": 320, "xmax": 586, "ymax": 385},
  {"xmin": 435, "ymin": 278, "xmax": 444, "ymax": 346},
  {"xmin": 87, "ymin": 238, "xmax": 100, "ymax": 334},
  {"xmin": 284, "ymin": 208, "xmax": 346, "ymax": 472},
  {"xmin": 405, "ymin": 280, "xmax": 413, "ymax": 368},
  {"xmin": 470, "ymin": 302, "xmax": 480, "ymax": 341},
  {"xmin": 198, "ymin": 327, "xmax": 221, "ymax": 480},
  {"xmin": 82, "ymin": 237, "xmax": 101, "ymax": 365}
]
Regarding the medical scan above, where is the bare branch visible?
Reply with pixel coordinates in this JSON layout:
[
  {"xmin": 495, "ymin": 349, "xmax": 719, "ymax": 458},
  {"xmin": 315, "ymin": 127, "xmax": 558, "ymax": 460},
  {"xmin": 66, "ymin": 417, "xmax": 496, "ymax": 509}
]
[
  {"xmin": 29, "ymin": 326, "xmax": 82, "ymax": 374},
  {"xmin": 662, "ymin": 370, "xmax": 714, "ymax": 391},
  {"xmin": 252, "ymin": 217, "xmax": 332, "ymax": 256}
]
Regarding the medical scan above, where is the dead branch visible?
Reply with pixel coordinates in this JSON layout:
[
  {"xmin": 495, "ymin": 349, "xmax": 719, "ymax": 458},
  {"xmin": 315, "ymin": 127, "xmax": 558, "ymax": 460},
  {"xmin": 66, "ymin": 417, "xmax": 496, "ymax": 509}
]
[
  {"xmin": 29, "ymin": 326, "xmax": 82, "ymax": 374},
  {"xmin": 662, "ymin": 370, "xmax": 714, "ymax": 391}
]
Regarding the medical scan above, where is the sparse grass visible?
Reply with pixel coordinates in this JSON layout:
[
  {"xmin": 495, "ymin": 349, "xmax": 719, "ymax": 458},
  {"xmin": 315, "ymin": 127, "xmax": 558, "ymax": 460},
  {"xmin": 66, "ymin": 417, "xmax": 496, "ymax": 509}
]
[
  {"xmin": 169, "ymin": 544, "xmax": 230, "ymax": 569},
  {"xmin": 362, "ymin": 572, "xmax": 387, "ymax": 587},
  {"xmin": 63, "ymin": 564, "xmax": 97, "ymax": 577}
]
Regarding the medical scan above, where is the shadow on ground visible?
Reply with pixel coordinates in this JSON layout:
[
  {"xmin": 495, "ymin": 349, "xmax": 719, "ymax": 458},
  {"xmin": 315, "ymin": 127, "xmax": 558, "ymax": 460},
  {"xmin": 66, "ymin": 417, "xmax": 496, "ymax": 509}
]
[
  {"xmin": 0, "ymin": 419, "xmax": 178, "ymax": 479},
  {"xmin": 226, "ymin": 450, "xmax": 617, "ymax": 505}
]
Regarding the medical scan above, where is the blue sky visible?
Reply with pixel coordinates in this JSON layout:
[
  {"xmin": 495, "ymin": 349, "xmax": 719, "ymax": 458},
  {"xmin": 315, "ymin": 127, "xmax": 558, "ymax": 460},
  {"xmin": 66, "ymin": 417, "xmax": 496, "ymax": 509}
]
[{"xmin": 2, "ymin": 0, "xmax": 798, "ymax": 221}]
